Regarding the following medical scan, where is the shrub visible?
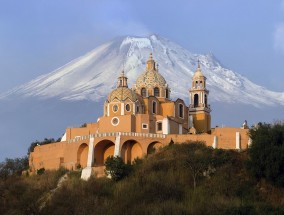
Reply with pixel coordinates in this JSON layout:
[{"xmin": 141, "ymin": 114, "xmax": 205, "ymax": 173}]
[
  {"xmin": 37, "ymin": 168, "xmax": 45, "ymax": 175},
  {"xmin": 105, "ymin": 156, "xmax": 132, "ymax": 181}
]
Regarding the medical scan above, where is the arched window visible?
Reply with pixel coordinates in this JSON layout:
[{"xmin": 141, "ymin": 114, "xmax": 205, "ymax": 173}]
[
  {"xmin": 152, "ymin": 101, "xmax": 157, "ymax": 114},
  {"xmin": 141, "ymin": 88, "xmax": 146, "ymax": 97},
  {"xmin": 205, "ymin": 94, "xmax": 208, "ymax": 107},
  {"xmin": 125, "ymin": 104, "xmax": 130, "ymax": 111},
  {"xmin": 194, "ymin": 94, "xmax": 199, "ymax": 107},
  {"xmin": 154, "ymin": 87, "xmax": 160, "ymax": 97},
  {"xmin": 179, "ymin": 104, "xmax": 184, "ymax": 118},
  {"xmin": 165, "ymin": 89, "xmax": 169, "ymax": 99},
  {"xmin": 113, "ymin": 104, "xmax": 118, "ymax": 112}
]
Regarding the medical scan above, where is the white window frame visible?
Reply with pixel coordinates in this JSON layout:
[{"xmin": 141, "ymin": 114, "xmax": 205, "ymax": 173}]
[
  {"xmin": 125, "ymin": 103, "xmax": 131, "ymax": 112},
  {"xmin": 142, "ymin": 123, "xmax": 148, "ymax": 129},
  {"xmin": 113, "ymin": 104, "xmax": 119, "ymax": 113},
  {"xmin": 111, "ymin": 117, "xmax": 120, "ymax": 126}
]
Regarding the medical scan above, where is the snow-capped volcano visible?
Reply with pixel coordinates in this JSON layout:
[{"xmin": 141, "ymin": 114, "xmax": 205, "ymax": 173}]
[{"xmin": 1, "ymin": 34, "xmax": 284, "ymax": 107}]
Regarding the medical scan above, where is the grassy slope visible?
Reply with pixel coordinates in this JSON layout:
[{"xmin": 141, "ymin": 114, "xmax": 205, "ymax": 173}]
[{"xmin": 1, "ymin": 143, "xmax": 284, "ymax": 215}]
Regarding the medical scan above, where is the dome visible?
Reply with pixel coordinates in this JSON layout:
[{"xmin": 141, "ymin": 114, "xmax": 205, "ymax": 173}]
[
  {"xmin": 193, "ymin": 63, "xmax": 205, "ymax": 79},
  {"xmin": 135, "ymin": 70, "xmax": 167, "ymax": 88},
  {"xmin": 108, "ymin": 87, "xmax": 138, "ymax": 102},
  {"xmin": 135, "ymin": 53, "xmax": 167, "ymax": 88}
]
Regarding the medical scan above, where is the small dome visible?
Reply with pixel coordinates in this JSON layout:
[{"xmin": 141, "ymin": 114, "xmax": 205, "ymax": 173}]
[
  {"xmin": 193, "ymin": 63, "xmax": 205, "ymax": 79},
  {"xmin": 108, "ymin": 87, "xmax": 138, "ymax": 102}
]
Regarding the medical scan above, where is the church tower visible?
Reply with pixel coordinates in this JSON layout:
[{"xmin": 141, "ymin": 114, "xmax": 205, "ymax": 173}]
[{"xmin": 189, "ymin": 62, "xmax": 211, "ymax": 133}]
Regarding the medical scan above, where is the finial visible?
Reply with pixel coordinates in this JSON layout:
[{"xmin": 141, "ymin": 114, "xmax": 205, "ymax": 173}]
[
  {"xmin": 197, "ymin": 59, "xmax": 200, "ymax": 69},
  {"xmin": 149, "ymin": 53, "xmax": 153, "ymax": 60},
  {"xmin": 156, "ymin": 63, "xmax": 159, "ymax": 71},
  {"xmin": 121, "ymin": 70, "xmax": 125, "ymax": 76}
]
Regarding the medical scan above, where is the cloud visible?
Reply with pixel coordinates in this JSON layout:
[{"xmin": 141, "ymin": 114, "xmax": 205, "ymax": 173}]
[{"xmin": 274, "ymin": 23, "xmax": 284, "ymax": 53}]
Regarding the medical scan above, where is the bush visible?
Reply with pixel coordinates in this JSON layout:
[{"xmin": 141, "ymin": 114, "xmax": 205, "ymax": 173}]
[
  {"xmin": 37, "ymin": 168, "xmax": 45, "ymax": 175},
  {"xmin": 105, "ymin": 156, "xmax": 132, "ymax": 181}
]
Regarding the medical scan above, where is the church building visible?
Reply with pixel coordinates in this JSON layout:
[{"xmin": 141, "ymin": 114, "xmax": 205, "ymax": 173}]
[{"xmin": 29, "ymin": 53, "xmax": 250, "ymax": 179}]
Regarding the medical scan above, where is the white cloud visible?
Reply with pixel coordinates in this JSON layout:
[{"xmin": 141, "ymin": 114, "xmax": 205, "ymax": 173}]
[{"xmin": 274, "ymin": 23, "xmax": 284, "ymax": 53}]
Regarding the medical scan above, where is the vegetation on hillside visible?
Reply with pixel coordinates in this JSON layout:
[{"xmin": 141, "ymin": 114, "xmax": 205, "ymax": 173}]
[
  {"xmin": 247, "ymin": 121, "xmax": 284, "ymax": 187},
  {"xmin": 0, "ymin": 122, "xmax": 284, "ymax": 214}
]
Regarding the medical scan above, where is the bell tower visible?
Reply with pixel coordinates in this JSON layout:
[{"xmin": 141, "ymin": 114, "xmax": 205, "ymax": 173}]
[{"xmin": 189, "ymin": 61, "xmax": 211, "ymax": 133}]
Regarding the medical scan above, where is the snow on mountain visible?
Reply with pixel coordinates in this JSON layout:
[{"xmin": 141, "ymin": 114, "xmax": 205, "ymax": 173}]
[{"xmin": 1, "ymin": 34, "xmax": 284, "ymax": 107}]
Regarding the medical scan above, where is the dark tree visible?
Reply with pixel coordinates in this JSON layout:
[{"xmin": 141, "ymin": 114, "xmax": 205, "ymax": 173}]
[
  {"xmin": 104, "ymin": 156, "xmax": 132, "ymax": 181},
  {"xmin": 247, "ymin": 122, "xmax": 284, "ymax": 186},
  {"xmin": 0, "ymin": 157, "xmax": 28, "ymax": 180}
]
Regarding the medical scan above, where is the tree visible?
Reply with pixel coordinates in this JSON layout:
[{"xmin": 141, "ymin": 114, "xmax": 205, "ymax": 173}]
[
  {"xmin": 247, "ymin": 122, "xmax": 284, "ymax": 186},
  {"xmin": 104, "ymin": 156, "xmax": 132, "ymax": 181},
  {"xmin": 177, "ymin": 142, "xmax": 213, "ymax": 190},
  {"xmin": 0, "ymin": 157, "xmax": 29, "ymax": 180}
]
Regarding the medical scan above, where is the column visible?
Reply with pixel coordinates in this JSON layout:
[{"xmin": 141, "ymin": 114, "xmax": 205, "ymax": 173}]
[
  {"xmin": 162, "ymin": 118, "xmax": 170, "ymax": 134},
  {"xmin": 81, "ymin": 137, "xmax": 95, "ymax": 180},
  {"xmin": 212, "ymin": 136, "xmax": 218, "ymax": 149},
  {"xmin": 114, "ymin": 133, "xmax": 121, "ymax": 156},
  {"xmin": 236, "ymin": 132, "xmax": 241, "ymax": 150},
  {"xmin": 179, "ymin": 124, "xmax": 182, "ymax": 134},
  {"xmin": 121, "ymin": 103, "xmax": 125, "ymax": 115}
]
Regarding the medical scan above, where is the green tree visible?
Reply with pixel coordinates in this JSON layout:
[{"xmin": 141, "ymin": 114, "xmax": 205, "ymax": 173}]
[
  {"xmin": 104, "ymin": 156, "xmax": 132, "ymax": 181},
  {"xmin": 247, "ymin": 122, "xmax": 284, "ymax": 186},
  {"xmin": 177, "ymin": 142, "xmax": 213, "ymax": 189},
  {"xmin": 0, "ymin": 157, "xmax": 28, "ymax": 180}
]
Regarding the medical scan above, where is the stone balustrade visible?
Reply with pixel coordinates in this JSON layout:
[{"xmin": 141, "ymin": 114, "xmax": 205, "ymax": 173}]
[{"xmin": 68, "ymin": 132, "xmax": 166, "ymax": 143}]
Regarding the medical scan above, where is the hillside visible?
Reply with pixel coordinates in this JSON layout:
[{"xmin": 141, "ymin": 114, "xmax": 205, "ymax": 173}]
[{"xmin": 1, "ymin": 142, "xmax": 284, "ymax": 215}]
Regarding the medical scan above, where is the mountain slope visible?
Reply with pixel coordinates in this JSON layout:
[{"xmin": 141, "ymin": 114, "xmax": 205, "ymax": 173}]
[{"xmin": 1, "ymin": 35, "xmax": 284, "ymax": 107}]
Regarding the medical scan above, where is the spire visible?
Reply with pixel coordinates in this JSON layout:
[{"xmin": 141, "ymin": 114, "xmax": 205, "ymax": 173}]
[
  {"xmin": 117, "ymin": 70, "xmax": 128, "ymax": 87},
  {"xmin": 146, "ymin": 53, "xmax": 156, "ymax": 71},
  {"xmin": 193, "ymin": 59, "xmax": 204, "ymax": 79}
]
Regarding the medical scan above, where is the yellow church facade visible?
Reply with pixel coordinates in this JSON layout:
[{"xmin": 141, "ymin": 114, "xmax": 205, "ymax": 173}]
[{"xmin": 29, "ymin": 54, "xmax": 250, "ymax": 179}]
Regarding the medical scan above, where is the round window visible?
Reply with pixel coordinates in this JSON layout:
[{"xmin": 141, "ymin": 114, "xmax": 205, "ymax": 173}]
[
  {"xmin": 113, "ymin": 104, "xmax": 118, "ymax": 112},
  {"xmin": 125, "ymin": 104, "xmax": 130, "ymax": 111},
  {"xmin": 111, "ymin": 117, "xmax": 119, "ymax": 126}
]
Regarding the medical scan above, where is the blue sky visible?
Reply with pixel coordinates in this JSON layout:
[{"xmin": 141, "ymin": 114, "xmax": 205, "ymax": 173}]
[{"xmin": 0, "ymin": 0, "xmax": 284, "ymax": 92}]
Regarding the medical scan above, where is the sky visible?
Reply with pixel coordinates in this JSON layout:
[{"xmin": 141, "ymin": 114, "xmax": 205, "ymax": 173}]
[
  {"xmin": 0, "ymin": 1, "xmax": 284, "ymax": 93},
  {"xmin": 0, "ymin": 0, "xmax": 284, "ymax": 161}
]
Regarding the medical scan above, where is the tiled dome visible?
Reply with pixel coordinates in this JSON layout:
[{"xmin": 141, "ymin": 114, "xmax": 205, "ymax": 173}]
[
  {"xmin": 135, "ymin": 70, "xmax": 167, "ymax": 88},
  {"xmin": 108, "ymin": 87, "xmax": 138, "ymax": 102},
  {"xmin": 135, "ymin": 53, "xmax": 167, "ymax": 88}
]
